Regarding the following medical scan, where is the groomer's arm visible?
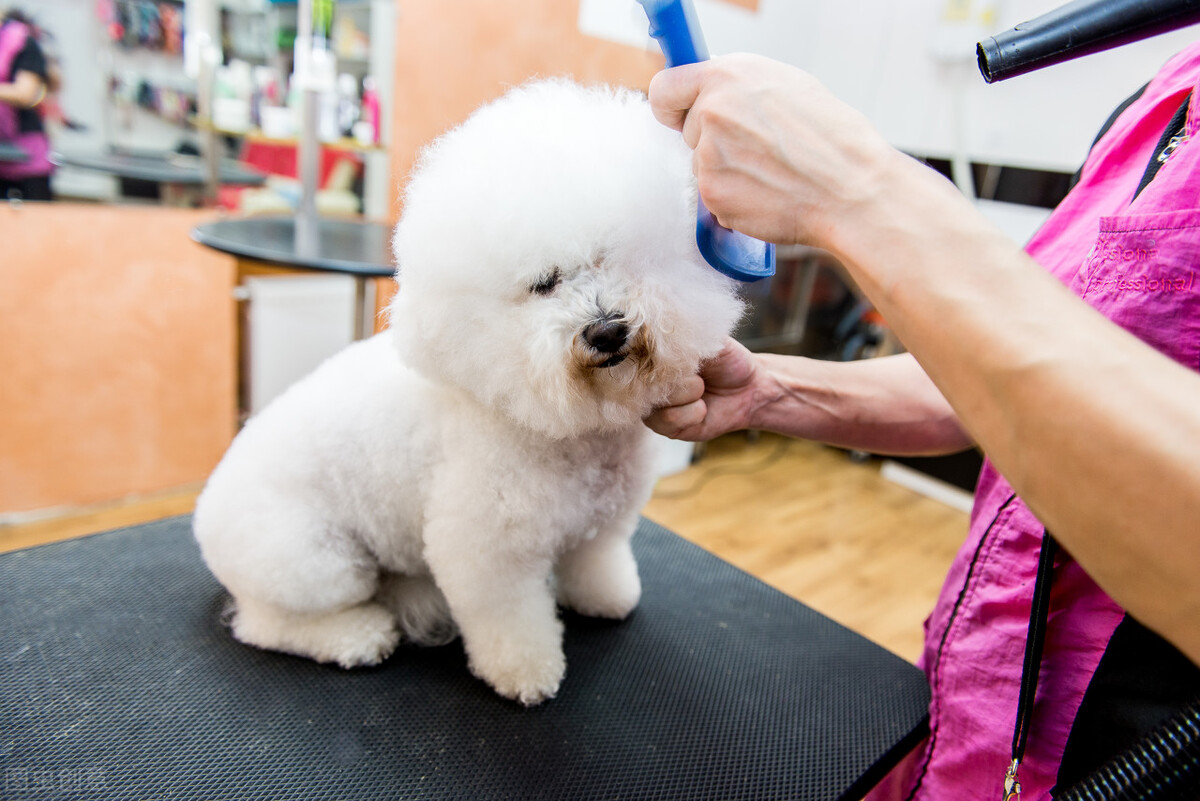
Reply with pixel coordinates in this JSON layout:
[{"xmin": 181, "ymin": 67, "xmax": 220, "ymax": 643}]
[
  {"xmin": 647, "ymin": 343, "xmax": 973, "ymax": 455},
  {"xmin": 650, "ymin": 54, "xmax": 1200, "ymax": 665}
]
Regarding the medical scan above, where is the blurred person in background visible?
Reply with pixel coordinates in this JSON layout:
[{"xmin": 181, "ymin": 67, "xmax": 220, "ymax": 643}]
[{"xmin": 0, "ymin": 8, "xmax": 55, "ymax": 200}]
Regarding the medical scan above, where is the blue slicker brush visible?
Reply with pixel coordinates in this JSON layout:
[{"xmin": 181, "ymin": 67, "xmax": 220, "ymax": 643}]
[{"xmin": 637, "ymin": 0, "xmax": 776, "ymax": 283}]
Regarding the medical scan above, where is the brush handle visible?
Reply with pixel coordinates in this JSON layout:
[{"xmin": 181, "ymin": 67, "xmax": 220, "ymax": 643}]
[
  {"xmin": 637, "ymin": 0, "xmax": 776, "ymax": 282},
  {"xmin": 640, "ymin": 0, "xmax": 709, "ymax": 67}
]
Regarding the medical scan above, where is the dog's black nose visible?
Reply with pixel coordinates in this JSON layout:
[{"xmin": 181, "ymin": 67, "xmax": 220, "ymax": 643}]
[{"xmin": 582, "ymin": 319, "xmax": 630, "ymax": 354}]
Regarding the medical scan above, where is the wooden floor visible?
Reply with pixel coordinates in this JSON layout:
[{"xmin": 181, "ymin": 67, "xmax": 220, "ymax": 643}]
[
  {"xmin": 0, "ymin": 484, "xmax": 204, "ymax": 555},
  {"xmin": 0, "ymin": 433, "xmax": 968, "ymax": 663},
  {"xmin": 644, "ymin": 434, "xmax": 968, "ymax": 662}
]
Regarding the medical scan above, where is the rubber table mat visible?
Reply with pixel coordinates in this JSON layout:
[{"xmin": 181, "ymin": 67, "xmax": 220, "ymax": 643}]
[{"xmin": 1, "ymin": 516, "xmax": 929, "ymax": 800}]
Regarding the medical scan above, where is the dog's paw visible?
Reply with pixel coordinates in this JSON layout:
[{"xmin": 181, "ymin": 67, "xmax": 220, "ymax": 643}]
[
  {"xmin": 557, "ymin": 545, "xmax": 642, "ymax": 620},
  {"xmin": 558, "ymin": 572, "xmax": 641, "ymax": 620},
  {"xmin": 325, "ymin": 605, "xmax": 402, "ymax": 669},
  {"xmin": 232, "ymin": 601, "xmax": 400, "ymax": 669},
  {"xmin": 467, "ymin": 640, "xmax": 566, "ymax": 706}
]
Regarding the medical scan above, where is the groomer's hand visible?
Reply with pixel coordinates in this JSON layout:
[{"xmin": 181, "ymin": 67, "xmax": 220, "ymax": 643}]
[
  {"xmin": 648, "ymin": 54, "xmax": 898, "ymax": 251},
  {"xmin": 646, "ymin": 338, "xmax": 767, "ymax": 441}
]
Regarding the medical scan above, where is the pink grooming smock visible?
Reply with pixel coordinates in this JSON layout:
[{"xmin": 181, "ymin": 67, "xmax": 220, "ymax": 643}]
[{"xmin": 870, "ymin": 43, "xmax": 1200, "ymax": 800}]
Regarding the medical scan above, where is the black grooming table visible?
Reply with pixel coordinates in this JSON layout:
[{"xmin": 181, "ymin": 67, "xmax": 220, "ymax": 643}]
[{"xmin": 0, "ymin": 517, "xmax": 929, "ymax": 800}]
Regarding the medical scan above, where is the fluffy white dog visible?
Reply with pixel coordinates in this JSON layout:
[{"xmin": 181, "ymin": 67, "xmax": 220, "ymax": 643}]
[{"xmin": 193, "ymin": 79, "xmax": 744, "ymax": 705}]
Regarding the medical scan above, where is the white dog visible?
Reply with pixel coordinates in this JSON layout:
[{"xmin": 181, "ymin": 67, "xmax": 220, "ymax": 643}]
[{"xmin": 193, "ymin": 79, "xmax": 744, "ymax": 705}]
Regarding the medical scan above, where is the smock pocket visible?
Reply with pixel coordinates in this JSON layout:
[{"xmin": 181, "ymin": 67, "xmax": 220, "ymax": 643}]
[{"xmin": 1075, "ymin": 208, "xmax": 1200, "ymax": 371}]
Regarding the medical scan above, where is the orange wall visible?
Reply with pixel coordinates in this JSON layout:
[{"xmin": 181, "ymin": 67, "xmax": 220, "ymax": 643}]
[
  {"xmin": 387, "ymin": 0, "xmax": 666, "ymax": 222},
  {"xmin": 0, "ymin": 204, "xmax": 237, "ymax": 516}
]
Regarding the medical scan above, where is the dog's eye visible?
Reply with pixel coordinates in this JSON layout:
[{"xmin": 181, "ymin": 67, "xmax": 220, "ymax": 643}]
[{"xmin": 530, "ymin": 267, "xmax": 562, "ymax": 296}]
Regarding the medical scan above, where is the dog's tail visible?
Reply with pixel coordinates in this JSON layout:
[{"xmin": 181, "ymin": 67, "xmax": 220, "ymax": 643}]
[
  {"xmin": 378, "ymin": 574, "xmax": 459, "ymax": 647},
  {"xmin": 217, "ymin": 594, "xmax": 238, "ymax": 629}
]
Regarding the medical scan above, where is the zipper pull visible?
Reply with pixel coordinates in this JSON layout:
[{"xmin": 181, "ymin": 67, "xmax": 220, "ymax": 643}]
[
  {"xmin": 1003, "ymin": 758, "xmax": 1022, "ymax": 801},
  {"xmin": 1157, "ymin": 133, "xmax": 1187, "ymax": 164}
]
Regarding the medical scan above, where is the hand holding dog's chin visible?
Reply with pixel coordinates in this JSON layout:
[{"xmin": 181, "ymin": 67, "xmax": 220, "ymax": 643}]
[{"xmin": 644, "ymin": 339, "xmax": 762, "ymax": 441}]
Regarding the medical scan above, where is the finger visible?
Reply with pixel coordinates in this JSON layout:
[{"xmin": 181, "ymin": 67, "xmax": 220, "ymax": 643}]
[
  {"xmin": 703, "ymin": 338, "xmax": 744, "ymax": 367},
  {"xmin": 644, "ymin": 398, "xmax": 706, "ymax": 439},
  {"xmin": 647, "ymin": 63, "xmax": 707, "ymax": 134},
  {"xmin": 699, "ymin": 339, "xmax": 756, "ymax": 388},
  {"xmin": 665, "ymin": 373, "xmax": 705, "ymax": 406}
]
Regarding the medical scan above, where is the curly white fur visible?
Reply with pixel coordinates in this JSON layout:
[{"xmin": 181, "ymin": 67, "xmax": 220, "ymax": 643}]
[{"xmin": 193, "ymin": 79, "xmax": 744, "ymax": 706}]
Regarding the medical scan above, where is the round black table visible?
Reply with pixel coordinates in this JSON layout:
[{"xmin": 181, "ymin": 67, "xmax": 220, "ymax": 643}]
[{"xmin": 191, "ymin": 215, "xmax": 393, "ymax": 278}]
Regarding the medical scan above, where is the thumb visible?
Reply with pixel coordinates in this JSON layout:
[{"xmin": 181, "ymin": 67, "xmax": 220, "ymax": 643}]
[{"xmin": 647, "ymin": 63, "xmax": 708, "ymax": 141}]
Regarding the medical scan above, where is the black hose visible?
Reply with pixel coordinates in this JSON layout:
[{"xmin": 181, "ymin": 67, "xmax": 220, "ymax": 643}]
[
  {"xmin": 1056, "ymin": 696, "xmax": 1200, "ymax": 800},
  {"xmin": 977, "ymin": 0, "xmax": 1200, "ymax": 83}
]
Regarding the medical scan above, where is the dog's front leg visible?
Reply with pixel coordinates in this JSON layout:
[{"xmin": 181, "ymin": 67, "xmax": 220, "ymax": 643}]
[
  {"xmin": 556, "ymin": 510, "xmax": 642, "ymax": 620},
  {"xmin": 423, "ymin": 520, "xmax": 564, "ymax": 706}
]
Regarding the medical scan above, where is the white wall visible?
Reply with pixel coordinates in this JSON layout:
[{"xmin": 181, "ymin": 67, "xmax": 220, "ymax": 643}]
[{"xmin": 584, "ymin": 0, "xmax": 1200, "ymax": 173}]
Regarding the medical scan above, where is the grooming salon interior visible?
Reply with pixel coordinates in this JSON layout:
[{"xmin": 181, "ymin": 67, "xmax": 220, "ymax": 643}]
[{"xmin": 4, "ymin": 0, "xmax": 1200, "ymax": 798}]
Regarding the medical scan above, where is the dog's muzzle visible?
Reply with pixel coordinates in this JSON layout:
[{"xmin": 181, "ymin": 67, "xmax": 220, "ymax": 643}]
[{"xmin": 581, "ymin": 318, "xmax": 630, "ymax": 368}]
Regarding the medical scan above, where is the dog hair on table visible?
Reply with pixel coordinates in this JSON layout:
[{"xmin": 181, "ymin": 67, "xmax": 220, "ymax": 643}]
[{"xmin": 193, "ymin": 79, "xmax": 744, "ymax": 706}]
